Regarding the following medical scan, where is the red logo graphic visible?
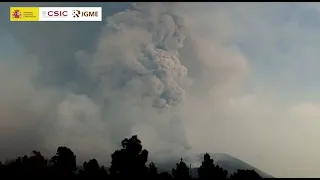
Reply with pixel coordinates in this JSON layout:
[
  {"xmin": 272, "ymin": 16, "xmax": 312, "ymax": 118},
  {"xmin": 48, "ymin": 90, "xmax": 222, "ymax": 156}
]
[{"xmin": 12, "ymin": 9, "xmax": 22, "ymax": 19}]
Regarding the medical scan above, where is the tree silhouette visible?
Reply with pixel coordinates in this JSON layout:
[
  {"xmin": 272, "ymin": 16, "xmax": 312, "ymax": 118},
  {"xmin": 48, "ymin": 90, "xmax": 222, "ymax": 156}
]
[
  {"xmin": 5, "ymin": 157, "xmax": 23, "ymax": 177},
  {"xmin": 109, "ymin": 135, "xmax": 149, "ymax": 178},
  {"xmin": 230, "ymin": 169, "xmax": 262, "ymax": 179},
  {"xmin": 80, "ymin": 158, "xmax": 108, "ymax": 178},
  {"xmin": 198, "ymin": 153, "xmax": 228, "ymax": 179},
  {"xmin": 0, "ymin": 160, "xmax": 4, "ymax": 176},
  {"xmin": 25, "ymin": 151, "xmax": 48, "ymax": 177},
  {"xmin": 50, "ymin": 146, "xmax": 76, "ymax": 177},
  {"xmin": 99, "ymin": 166, "xmax": 109, "ymax": 178},
  {"xmin": 148, "ymin": 162, "xmax": 158, "ymax": 178},
  {"xmin": 159, "ymin": 172, "xmax": 173, "ymax": 179},
  {"xmin": 83, "ymin": 159, "xmax": 99, "ymax": 176},
  {"xmin": 0, "ymin": 135, "xmax": 271, "ymax": 179},
  {"xmin": 172, "ymin": 158, "xmax": 190, "ymax": 179}
]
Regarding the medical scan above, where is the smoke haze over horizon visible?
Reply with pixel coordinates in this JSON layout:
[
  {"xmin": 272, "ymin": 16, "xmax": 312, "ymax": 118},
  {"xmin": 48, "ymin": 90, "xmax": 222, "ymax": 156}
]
[{"xmin": 2, "ymin": 2, "xmax": 320, "ymax": 178}]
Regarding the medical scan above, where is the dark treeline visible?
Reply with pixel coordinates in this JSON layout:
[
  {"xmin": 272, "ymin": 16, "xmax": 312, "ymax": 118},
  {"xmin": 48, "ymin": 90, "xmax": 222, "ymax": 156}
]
[{"xmin": 0, "ymin": 135, "xmax": 262, "ymax": 179}]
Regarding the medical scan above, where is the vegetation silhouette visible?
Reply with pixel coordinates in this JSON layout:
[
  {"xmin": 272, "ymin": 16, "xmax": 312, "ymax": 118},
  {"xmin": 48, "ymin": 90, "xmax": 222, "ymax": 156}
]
[
  {"xmin": 172, "ymin": 158, "xmax": 191, "ymax": 179},
  {"xmin": 0, "ymin": 135, "xmax": 263, "ymax": 179},
  {"xmin": 109, "ymin": 135, "xmax": 149, "ymax": 178},
  {"xmin": 230, "ymin": 169, "xmax": 262, "ymax": 179},
  {"xmin": 198, "ymin": 153, "xmax": 228, "ymax": 179},
  {"xmin": 51, "ymin": 146, "xmax": 77, "ymax": 177},
  {"xmin": 79, "ymin": 158, "xmax": 108, "ymax": 178}
]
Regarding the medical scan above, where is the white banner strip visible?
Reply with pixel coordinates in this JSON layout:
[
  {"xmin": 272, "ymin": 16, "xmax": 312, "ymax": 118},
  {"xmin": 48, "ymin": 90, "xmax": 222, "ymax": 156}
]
[{"xmin": 39, "ymin": 7, "xmax": 102, "ymax": 22}]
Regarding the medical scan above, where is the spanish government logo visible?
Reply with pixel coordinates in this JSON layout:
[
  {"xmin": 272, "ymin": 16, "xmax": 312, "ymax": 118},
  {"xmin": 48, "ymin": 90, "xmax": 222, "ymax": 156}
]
[
  {"xmin": 10, "ymin": 7, "xmax": 39, "ymax": 22},
  {"xmin": 11, "ymin": 9, "xmax": 22, "ymax": 19}
]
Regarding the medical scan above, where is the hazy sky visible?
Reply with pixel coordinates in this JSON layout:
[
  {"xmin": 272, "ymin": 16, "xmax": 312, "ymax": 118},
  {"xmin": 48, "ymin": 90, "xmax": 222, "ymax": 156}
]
[{"xmin": 1, "ymin": 2, "xmax": 320, "ymax": 178}]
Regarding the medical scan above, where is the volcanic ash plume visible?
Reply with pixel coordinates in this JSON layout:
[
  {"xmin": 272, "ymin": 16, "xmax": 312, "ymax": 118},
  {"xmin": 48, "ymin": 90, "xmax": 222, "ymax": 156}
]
[{"xmin": 88, "ymin": 3, "xmax": 189, "ymax": 109}]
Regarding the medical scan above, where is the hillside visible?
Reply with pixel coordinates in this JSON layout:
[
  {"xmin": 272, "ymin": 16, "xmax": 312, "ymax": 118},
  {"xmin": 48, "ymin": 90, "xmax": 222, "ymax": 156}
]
[
  {"xmin": 157, "ymin": 153, "xmax": 274, "ymax": 178},
  {"xmin": 197, "ymin": 153, "xmax": 273, "ymax": 178}
]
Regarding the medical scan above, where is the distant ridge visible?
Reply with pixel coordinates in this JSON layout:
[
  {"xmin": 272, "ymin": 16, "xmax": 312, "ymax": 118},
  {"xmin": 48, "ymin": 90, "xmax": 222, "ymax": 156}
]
[
  {"xmin": 189, "ymin": 153, "xmax": 274, "ymax": 178},
  {"xmin": 210, "ymin": 153, "xmax": 273, "ymax": 178},
  {"xmin": 157, "ymin": 153, "xmax": 274, "ymax": 178}
]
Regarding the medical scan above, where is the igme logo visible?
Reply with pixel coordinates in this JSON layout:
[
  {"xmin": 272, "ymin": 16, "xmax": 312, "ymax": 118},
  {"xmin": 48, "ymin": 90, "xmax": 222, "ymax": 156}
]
[{"xmin": 72, "ymin": 9, "xmax": 99, "ymax": 18}]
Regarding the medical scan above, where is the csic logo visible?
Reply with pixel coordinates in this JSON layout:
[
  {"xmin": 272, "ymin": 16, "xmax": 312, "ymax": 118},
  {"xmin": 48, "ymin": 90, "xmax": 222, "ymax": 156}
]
[
  {"xmin": 72, "ymin": 10, "xmax": 99, "ymax": 18},
  {"xmin": 42, "ymin": 10, "xmax": 68, "ymax": 17},
  {"xmin": 12, "ymin": 9, "xmax": 22, "ymax": 19}
]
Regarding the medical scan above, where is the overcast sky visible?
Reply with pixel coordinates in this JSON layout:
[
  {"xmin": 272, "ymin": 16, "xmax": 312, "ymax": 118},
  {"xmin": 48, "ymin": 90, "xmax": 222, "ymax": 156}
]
[{"xmin": 1, "ymin": 2, "xmax": 320, "ymax": 178}]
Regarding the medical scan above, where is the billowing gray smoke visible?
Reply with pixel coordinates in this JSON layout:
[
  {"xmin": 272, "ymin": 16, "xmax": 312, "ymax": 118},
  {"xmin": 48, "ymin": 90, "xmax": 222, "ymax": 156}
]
[
  {"xmin": 87, "ymin": 3, "xmax": 188, "ymax": 109},
  {"xmin": 0, "ymin": 2, "xmax": 194, "ymax": 164},
  {"xmin": 0, "ymin": 2, "xmax": 249, "ymax": 166},
  {"xmin": 8, "ymin": 2, "xmax": 320, "ymax": 177}
]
